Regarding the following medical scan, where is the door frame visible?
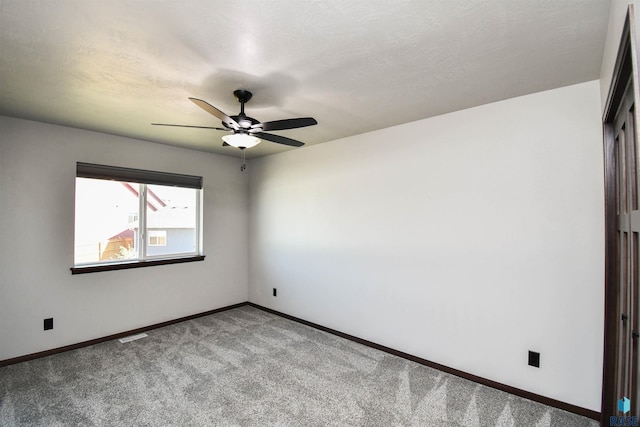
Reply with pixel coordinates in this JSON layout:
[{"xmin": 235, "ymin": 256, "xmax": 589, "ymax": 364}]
[{"xmin": 603, "ymin": 4, "xmax": 640, "ymax": 423}]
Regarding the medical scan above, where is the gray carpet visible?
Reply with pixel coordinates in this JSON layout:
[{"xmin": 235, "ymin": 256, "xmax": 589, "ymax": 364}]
[{"xmin": 0, "ymin": 305, "xmax": 598, "ymax": 426}]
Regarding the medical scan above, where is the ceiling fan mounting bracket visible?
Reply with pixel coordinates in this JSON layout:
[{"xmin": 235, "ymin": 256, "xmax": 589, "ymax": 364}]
[{"xmin": 233, "ymin": 89, "xmax": 253, "ymax": 104}]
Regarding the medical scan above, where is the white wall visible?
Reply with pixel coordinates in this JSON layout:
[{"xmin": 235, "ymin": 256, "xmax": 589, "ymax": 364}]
[
  {"xmin": 0, "ymin": 116, "xmax": 249, "ymax": 361},
  {"xmin": 248, "ymin": 81, "xmax": 604, "ymax": 411}
]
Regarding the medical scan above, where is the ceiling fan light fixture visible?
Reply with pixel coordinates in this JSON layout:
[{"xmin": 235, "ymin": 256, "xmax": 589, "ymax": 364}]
[{"xmin": 222, "ymin": 133, "xmax": 261, "ymax": 149}]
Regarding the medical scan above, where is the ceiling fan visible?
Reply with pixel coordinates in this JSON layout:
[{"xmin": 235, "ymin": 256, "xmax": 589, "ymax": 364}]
[{"xmin": 152, "ymin": 89, "xmax": 317, "ymax": 151}]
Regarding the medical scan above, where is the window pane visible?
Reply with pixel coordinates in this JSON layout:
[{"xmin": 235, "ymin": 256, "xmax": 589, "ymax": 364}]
[
  {"xmin": 145, "ymin": 184, "xmax": 197, "ymax": 257},
  {"xmin": 74, "ymin": 178, "xmax": 140, "ymax": 264}
]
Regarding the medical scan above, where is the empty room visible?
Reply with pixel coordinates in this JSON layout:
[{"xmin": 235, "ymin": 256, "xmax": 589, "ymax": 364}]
[{"xmin": 0, "ymin": 1, "xmax": 635, "ymax": 426}]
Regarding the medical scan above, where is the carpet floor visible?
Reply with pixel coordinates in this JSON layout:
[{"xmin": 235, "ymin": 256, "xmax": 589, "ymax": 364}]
[{"xmin": 0, "ymin": 305, "xmax": 598, "ymax": 426}]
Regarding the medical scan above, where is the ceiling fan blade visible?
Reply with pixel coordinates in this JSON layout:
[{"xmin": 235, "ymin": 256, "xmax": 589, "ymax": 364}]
[
  {"xmin": 254, "ymin": 132, "xmax": 305, "ymax": 147},
  {"xmin": 152, "ymin": 123, "xmax": 229, "ymax": 131},
  {"xmin": 189, "ymin": 97, "xmax": 239, "ymax": 129},
  {"xmin": 251, "ymin": 117, "xmax": 317, "ymax": 132}
]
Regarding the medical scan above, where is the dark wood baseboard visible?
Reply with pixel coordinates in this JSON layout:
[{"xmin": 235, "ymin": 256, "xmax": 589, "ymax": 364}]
[
  {"xmin": 0, "ymin": 302, "xmax": 248, "ymax": 367},
  {"xmin": 248, "ymin": 303, "xmax": 601, "ymax": 421},
  {"xmin": 0, "ymin": 300, "xmax": 601, "ymax": 421}
]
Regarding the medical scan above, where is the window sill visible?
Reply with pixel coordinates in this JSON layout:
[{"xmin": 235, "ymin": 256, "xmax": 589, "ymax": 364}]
[{"xmin": 70, "ymin": 255, "xmax": 205, "ymax": 275}]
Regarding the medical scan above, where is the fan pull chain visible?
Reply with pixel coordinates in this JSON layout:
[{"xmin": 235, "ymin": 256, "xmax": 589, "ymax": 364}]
[{"xmin": 240, "ymin": 148, "xmax": 246, "ymax": 171}]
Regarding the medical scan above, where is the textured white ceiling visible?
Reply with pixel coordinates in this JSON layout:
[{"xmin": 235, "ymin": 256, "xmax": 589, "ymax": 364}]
[{"xmin": 0, "ymin": 0, "xmax": 610, "ymax": 158}]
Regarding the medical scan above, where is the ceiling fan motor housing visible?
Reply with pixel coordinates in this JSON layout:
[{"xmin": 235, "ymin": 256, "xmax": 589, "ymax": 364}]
[{"xmin": 229, "ymin": 115, "xmax": 260, "ymax": 130}]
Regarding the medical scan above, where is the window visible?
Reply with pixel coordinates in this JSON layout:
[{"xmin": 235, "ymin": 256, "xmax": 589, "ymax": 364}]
[
  {"xmin": 148, "ymin": 230, "xmax": 167, "ymax": 247},
  {"xmin": 72, "ymin": 163, "xmax": 204, "ymax": 274}
]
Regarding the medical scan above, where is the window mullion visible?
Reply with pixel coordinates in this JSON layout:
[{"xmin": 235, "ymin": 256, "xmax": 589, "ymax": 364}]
[
  {"xmin": 139, "ymin": 184, "xmax": 147, "ymax": 260},
  {"xmin": 196, "ymin": 189, "xmax": 202, "ymax": 254}
]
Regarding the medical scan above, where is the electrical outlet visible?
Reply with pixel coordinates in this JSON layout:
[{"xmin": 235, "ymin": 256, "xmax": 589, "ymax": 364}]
[
  {"xmin": 273, "ymin": 288, "xmax": 277, "ymax": 297},
  {"xmin": 528, "ymin": 351, "xmax": 540, "ymax": 368},
  {"xmin": 44, "ymin": 318, "xmax": 53, "ymax": 331}
]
